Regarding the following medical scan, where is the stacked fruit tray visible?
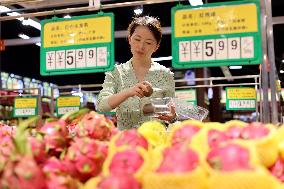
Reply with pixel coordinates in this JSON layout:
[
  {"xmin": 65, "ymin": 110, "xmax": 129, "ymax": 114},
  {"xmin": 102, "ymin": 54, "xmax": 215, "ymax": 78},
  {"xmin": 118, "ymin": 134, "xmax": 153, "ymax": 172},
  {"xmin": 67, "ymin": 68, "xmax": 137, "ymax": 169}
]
[{"xmin": 0, "ymin": 109, "xmax": 283, "ymax": 189}]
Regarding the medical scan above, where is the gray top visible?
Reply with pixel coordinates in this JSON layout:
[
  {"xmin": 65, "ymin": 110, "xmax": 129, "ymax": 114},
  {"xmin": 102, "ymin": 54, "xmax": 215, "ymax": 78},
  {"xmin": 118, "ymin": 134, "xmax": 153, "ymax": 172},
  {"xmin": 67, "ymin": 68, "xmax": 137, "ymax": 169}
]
[{"xmin": 96, "ymin": 59, "xmax": 175, "ymax": 130}]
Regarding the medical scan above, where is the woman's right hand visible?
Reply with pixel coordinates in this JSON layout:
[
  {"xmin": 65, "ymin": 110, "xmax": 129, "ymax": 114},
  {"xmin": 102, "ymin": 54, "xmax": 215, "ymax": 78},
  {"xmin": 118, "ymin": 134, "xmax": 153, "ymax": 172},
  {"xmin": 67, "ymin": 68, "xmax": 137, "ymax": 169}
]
[{"xmin": 126, "ymin": 81, "xmax": 152, "ymax": 98}]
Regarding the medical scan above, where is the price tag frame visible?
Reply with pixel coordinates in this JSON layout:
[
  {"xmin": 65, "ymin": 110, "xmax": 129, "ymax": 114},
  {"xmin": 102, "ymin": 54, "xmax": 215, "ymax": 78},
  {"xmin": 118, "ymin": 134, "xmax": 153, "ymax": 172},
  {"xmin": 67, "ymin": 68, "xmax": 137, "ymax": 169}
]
[
  {"xmin": 13, "ymin": 97, "xmax": 38, "ymax": 117},
  {"xmin": 171, "ymin": 0, "xmax": 262, "ymax": 69},
  {"xmin": 40, "ymin": 12, "xmax": 115, "ymax": 76},
  {"xmin": 226, "ymin": 87, "xmax": 257, "ymax": 110},
  {"xmin": 175, "ymin": 89, "xmax": 197, "ymax": 105},
  {"xmin": 56, "ymin": 96, "xmax": 81, "ymax": 116}
]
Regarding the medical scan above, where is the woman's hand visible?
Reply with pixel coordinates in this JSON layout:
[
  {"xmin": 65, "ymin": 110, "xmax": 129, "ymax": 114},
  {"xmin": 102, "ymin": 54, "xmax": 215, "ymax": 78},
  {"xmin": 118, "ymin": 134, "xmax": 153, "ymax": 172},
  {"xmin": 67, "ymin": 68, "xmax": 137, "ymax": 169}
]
[
  {"xmin": 126, "ymin": 81, "xmax": 153, "ymax": 98},
  {"xmin": 156, "ymin": 101, "xmax": 177, "ymax": 123}
]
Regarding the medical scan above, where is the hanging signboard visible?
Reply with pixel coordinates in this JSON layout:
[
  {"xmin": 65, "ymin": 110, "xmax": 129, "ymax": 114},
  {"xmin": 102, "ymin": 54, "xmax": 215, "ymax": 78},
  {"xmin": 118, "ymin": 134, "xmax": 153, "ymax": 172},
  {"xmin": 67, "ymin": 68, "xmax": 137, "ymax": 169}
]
[
  {"xmin": 171, "ymin": 0, "xmax": 262, "ymax": 69},
  {"xmin": 175, "ymin": 89, "xmax": 197, "ymax": 105},
  {"xmin": 13, "ymin": 97, "xmax": 38, "ymax": 117},
  {"xmin": 56, "ymin": 96, "xmax": 81, "ymax": 116},
  {"xmin": 226, "ymin": 87, "xmax": 256, "ymax": 110},
  {"xmin": 40, "ymin": 12, "xmax": 115, "ymax": 75}
]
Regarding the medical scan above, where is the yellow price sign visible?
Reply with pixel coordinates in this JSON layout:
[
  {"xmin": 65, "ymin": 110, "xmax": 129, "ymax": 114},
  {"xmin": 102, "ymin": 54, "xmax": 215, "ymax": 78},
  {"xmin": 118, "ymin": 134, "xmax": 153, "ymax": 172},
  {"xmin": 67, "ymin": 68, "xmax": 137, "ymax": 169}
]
[
  {"xmin": 174, "ymin": 3, "xmax": 258, "ymax": 37},
  {"xmin": 43, "ymin": 16, "xmax": 112, "ymax": 48},
  {"xmin": 227, "ymin": 88, "xmax": 256, "ymax": 99},
  {"xmin": 57, "ymin": 96, "xmax": 81, "ymax": 107},
  {"xmin": 14, "ymin": 98, "xmax": 37, "ymax": 108}
]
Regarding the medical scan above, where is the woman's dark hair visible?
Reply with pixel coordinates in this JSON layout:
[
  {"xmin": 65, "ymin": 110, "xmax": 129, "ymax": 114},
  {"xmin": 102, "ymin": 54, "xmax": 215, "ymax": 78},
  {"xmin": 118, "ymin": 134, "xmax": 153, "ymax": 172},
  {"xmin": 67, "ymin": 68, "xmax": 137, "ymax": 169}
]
[{"xmin": 127, "ymin": 16, "xmax": 162, "ymax": 45}]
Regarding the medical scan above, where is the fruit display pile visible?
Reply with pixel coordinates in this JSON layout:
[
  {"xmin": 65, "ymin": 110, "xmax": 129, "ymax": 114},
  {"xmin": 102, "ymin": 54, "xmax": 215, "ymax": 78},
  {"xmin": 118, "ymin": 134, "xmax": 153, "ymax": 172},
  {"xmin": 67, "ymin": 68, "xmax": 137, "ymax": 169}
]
[{"xmin": 0, "ymin": 108, "xmax": 284, "ymax": 189}]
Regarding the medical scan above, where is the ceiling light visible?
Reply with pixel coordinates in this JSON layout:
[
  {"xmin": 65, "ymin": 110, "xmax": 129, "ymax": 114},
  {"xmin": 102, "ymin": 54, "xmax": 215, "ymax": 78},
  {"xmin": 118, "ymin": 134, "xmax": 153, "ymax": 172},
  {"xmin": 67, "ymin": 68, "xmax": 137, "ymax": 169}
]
[
  {"xmin": 152, "ymin": 56, "xmax": 172, "ymax": 61},
  {"xmin": 188, "ymin": 0, "xmax": 203, "ymax": 6},
  {"xmin": 282, "ymin": 59, "xmax": 284, "ymax": 63},
  {"xmin": 64, "ymin": 15, "xmax": 71, "ymax": 19},
  {"xmin": 134, "ymin": 5, "xmax": 143, "ymax": 15},
  {"xmin": 22, "ymin": 18, "xmax": 41, "ymax": 30},
  {"xmin": 0, "ymin": 5, "xmax": 11, "ymax": 13},
  {"xmin": 229, "ymin": 66, "xmax": 243, "ymax": 69},
  {"xmin": 36, "ymin": 42, "xmax": 41, "ymax": 47},
  {"xmin": 280, "ymin": 70, "xmax": 284, "ymax": 74},
  {"xmin": 7, "ymin": 12, "xmax": 24, "ymax": 21},
  {"xmin": 18, "ymin": 34, "xmax": 30, "ymax": 39}
]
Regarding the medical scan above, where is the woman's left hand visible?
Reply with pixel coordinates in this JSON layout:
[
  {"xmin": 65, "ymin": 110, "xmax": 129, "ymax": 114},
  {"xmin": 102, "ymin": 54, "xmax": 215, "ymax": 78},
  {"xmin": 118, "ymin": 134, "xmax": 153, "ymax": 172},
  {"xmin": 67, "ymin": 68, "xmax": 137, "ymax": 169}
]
[{"xmin": 157, "ymin": 101, "xmax": 177, "ymax": 123}]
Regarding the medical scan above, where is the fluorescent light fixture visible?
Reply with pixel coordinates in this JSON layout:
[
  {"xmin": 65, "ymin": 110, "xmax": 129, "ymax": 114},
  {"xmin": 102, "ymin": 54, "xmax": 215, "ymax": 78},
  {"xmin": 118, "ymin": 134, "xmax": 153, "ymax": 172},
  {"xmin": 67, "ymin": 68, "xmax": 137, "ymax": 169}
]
[
  {"xmin": 0, "ymin": 5, "xmax": 11, "ymax": 13},
  {"xmin": 36, "ymin": 42, "xmax": 41, "ymax": 46},
  {"xmin": 188, "ymin": 0, "xmax": 203, "ymax": 6},
  {"xmin": 18, "ymin": 34, "xmax": 30, "ymax": 39},
  {"xmin": 134, "ymin": 6, "xmax": 143, "ymax": 15},
  {"xmin": 280, "ymin": 70, "xmax": 284, "ymax": 74},
  {"xmin": 22, "ymin": 18, "xmax": 41, "ymax": 30},
  {"xmin": 7, "ymin": 12, "xmax": 24, "ymax": 21},
  {"xmin": 152, "ymin": 56, "xmax": 172, "ymax": 61},
  {"xmin": 64, "ymin": 15, "xmax": 71, "ymax": 19},
  {"xmin": 282, "ymin": 59, "xmax": 284, "ymax": 63},
  {"xmin": 229, "ymin": 66, "xmax": 243, "ymax": 69}
]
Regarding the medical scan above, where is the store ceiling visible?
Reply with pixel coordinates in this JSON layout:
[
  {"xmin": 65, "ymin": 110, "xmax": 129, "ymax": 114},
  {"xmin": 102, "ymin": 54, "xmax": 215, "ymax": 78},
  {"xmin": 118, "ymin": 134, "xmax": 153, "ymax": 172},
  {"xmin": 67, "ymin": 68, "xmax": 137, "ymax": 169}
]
[{"xmin": 1, "ymin": 0, "xmax": 284, "ymax": 87}]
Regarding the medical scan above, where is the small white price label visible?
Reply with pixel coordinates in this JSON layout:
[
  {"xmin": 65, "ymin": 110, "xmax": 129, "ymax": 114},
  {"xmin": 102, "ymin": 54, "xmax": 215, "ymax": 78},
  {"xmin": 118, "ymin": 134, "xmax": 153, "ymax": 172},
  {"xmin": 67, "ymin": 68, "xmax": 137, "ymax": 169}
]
[
  {"xmin": 58, "ymin": 107, "xmax": 80, "ymax": 115},
  {"xmin": 229, "ymin": 100, "xmax": 255, "ymax": 109},
  {"xmin": 15, "ymin": 108, "xmax": 35, "ymax": 116}
]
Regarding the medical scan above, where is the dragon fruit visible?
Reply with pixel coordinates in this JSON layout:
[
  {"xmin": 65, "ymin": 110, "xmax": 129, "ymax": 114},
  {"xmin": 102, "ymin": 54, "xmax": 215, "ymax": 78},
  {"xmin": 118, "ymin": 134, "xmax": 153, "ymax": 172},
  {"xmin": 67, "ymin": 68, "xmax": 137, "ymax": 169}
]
[
  {"xmin": 207, "ymin": 143, "xmax": 252, "ymax": 171},
  {"xmin": 269, "ymin": 158, "xmax": 284, "ymax": 182},
  {"xmin": 109, "ymin": 149, "xmax": 144, "ymax": 175},
  {"xmin": 208, "ymin": 129, "xmax": 229, "ymax": 149},
  {"xmin": 156, "ymin": 145, "xmax": 199, "ymax": 173},
  {"xmin": 43, "ymin": 157, "xmax": 67, "ymax": 176},
  {"xmin": 225, "ymin": 126, "xmax": 243, "ymax": 139},
  {"xmin": 171, "ymin": 124, "xmax": 200, "ymax": 146},
  {"xmin": 28, "ymin": 136, "xmax": 46, "ymax": 164},
  {"xmin": 98, "ymin": 174, "xmax": 141, "ymax": 189},
  {"xmin": 241, "ymin": 122, "xmax": 270, "ymax": 140},
  {"xmin": 0, "ymin": 156, "xmax": 46, "ymax": 189},
  {"xmin": 115, "ymin": 129, "xmax": 148, "ymax": 149},
  {"xmin": 77, "ymin": 111, "xmax": 114, "ymax": 141},
  {"xmin": 40, "ymin": 120, "xmax": 70, "ymax": 157},
  {"xmin": 64, "ymin": 137, "xmax": 106, "ymax": 182},
  {"xmin": 45, "ymin": 173, "xmax": 79, "ymax": 189}
]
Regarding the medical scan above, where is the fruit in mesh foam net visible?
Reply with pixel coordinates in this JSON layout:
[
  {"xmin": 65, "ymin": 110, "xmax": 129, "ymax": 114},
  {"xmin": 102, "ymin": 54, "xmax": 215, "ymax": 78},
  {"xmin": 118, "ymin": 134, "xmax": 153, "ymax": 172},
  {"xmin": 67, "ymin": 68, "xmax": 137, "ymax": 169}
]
[
  {"xmin": 208, "ymin": 129, "xmax": 229, "ymax": 149},
  {"xmin": 109, "ymin": 149, "xmax": 144, "ymax": 175},
  {"xmin": 225, "ymin": 126, "xmax": 243, "ymax": 139},
  {"xmin": 241, "ymin": 122, "xmax": 270, "ymax": 140},
  {"xmin": 115, "ymin": 129, "xmax": 148, "ymax": 149},
  {"xmin": 156, "ymin": 145, "xmax": 199, "ymax": 173},
  {"xmin": 207, "ymin": 143, "xmax": 252, "ymax": 171},
  {"xmin": 172, "ymin": 124, "xmax": 201, "ymax": 146},
  {"xmin": 98, "ymin": 174, "xmax": 141, "ymax": 189},
  {"xmin": 269, "ymin": 157, "xmax": 284, "ymax": 182}
]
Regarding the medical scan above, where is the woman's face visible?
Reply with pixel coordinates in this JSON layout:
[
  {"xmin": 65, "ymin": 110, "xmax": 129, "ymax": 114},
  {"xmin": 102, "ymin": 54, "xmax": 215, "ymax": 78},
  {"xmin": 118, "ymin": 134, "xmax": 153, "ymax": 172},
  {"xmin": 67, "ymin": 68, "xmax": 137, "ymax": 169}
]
[{"xmin": 128, "ymin": 26, "xmax": 159, "ymax": 60}]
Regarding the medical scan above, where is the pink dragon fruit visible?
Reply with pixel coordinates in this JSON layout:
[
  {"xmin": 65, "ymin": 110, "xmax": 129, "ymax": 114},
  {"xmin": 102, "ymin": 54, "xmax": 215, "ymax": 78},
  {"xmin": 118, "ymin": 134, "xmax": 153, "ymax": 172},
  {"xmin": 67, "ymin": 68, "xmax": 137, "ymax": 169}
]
[
  {"xmin": 208, "ymin": 129, "xmax": 229, "ymax": 149},
  {"xmin": 269, "ymin": 157, "xmax": 284, "ymax": 182},
  {"xmin": 115, "ymin": 129, "xmax": 148, "ymax": 149},
  {"xmin": 109, "ymin": 149, "xmax": 144, "ymax": 175},
  {"xmin": 40, "ymin": 120, "xmax": 70, "ymax": 157},
  {"xmin": 45, "ymin": 173, "xmax": 79, "ymax": 189},
  {"xmin": 225, "ymin": 126, "xmax": 243, "ymax": 139},
  {"xmin": 156, "ymin": 145, "xmax": 199, "ymax": 173},
  {"xmin": 172, "ymin": 124, "xmax": 200, "ymax": 146},
  {"xmin": 42, "ymin": 157, "xmax": 67, "ymax": 176},
  {"xmin": 64, "ymin": 137, "xmax": 106, "ymax": 182},
  {"xmin": 28, "ymin": 136, "xmax": 46, "ymax": 164},
  {"xmin": 98, "ymin": 174, "xmax": 141, "ymax": 189},
  {"xmin": 241, "ymin": 122, "xmax": 270, "ymax": 140},
  {"xmin": 77, "ymin": 111, "xmax": 114, "ymax": 141},
  {"xmin": 207, "ymin": 143, "xmax": 252, "ymax": 171},
  {"xmin": 0, "ymin": 156, "xmax": 46, "ymax": 189}
]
